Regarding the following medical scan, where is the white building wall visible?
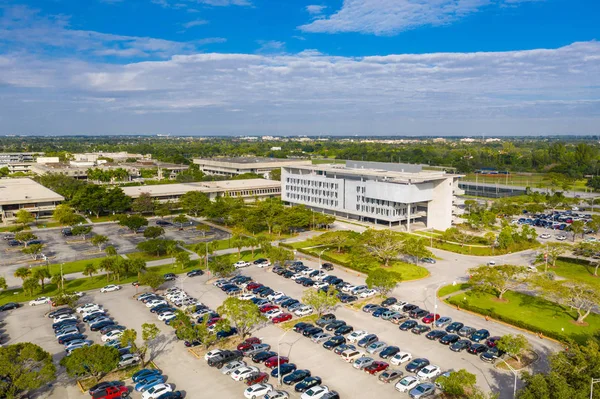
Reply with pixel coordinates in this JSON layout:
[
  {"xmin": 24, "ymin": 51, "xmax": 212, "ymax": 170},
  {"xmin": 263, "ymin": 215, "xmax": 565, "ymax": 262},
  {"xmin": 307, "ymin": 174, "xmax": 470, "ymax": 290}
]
[{"xmin": 427, "ymin": 177, "xmax": 454, "ymax": 230}]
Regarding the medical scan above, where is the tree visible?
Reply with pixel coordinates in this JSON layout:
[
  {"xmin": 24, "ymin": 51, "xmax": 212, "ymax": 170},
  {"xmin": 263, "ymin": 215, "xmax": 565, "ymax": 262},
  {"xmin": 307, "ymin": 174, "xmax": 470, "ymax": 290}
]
[
  {"xmin": 141, "ymin": 323, "xmax": 161, "ymax": 365},
  {"xmin": 22, "ymin": 243, "xmax": 44, "ymax": 260},
  {"xmin": 256, "ymin": 198, "xmax": 284, "ymax": 235},
  {"xmin": 0, "ymin": 276, "xmax": 7, "ymax": 291},
  {"xmin": 496, "ymin": 225, "xmax": 515, "ymax": 249},
  {"xmin": 267, "ymin": 246, "xmax": 293, "ymax": 267},
  {"xmin": 175, "ymin": 251, "xmax": 191, "ymax": 269},
  {"xmin": 154, "ymin": 203, "xmax": 171, "ymax": 218},
  {"xmin": 468, "ymin": 264, "xmax": 528, "ymax": 300},
  {"xmin": 129, "ymin": 258, "xmax": 147, "ymax": 279},
  {"xmin": 301, "ymin": 286, "xmax": 339, "ymax": 317},
  {"xmin": 105, "ymin": 245, "xmax": 117, "ymax": 257},
  {"xmin": 217, "ymin": 297, "xmax": 266, "ymax": 338},
  {"xmin": 71, "ymin": 184, "xmax": 107, "ymax": 217},
  {"xmin": 14, "ymin": 231, "xmax": 36, "ymax": 246},
  {"xmin": 22, "ymin": 278, "xmax": 40, "ymax": 296},
  {"xmin": 257, "ymin": 234, "xmax": 272, "ymax": 254},
  {"xmin": 137, "ymin": 239, "xmax": 175, "ymax": 257},
  {"xmin": 14, "ymin": 209, "xmax": 34, "ymax": 227},
  {"xmin": 570, "ymin": 220, "xmax": 585, "ymax": 242},
  {"xmin": 118, "ymin": 215, "xmax": 148, "ymax": 233},
  {"xmin": 71, "ymin": 225, "xmax": 92, "ymax": 241},
  {"xmin": 102, "ymin": 187, "xmax": 131, "ymax": 215},
  {"xmin": 13, "ymin": 267, "xmax": 31, "ymax": 282},
  {"xmin": 230, "ymin": 228, "xmax": 247, "ymax": 258},
  {"xmin": 139, "ymin": 272, "xmax": 164, "ymax": 291},
  {"xmin": 143, "ymin": 226, "xmax": 165, "ymax": 239},
  {"xmin": 434, "ymin": 369, "xmax": 477, "ymax": 397},
  {"xmin": 60, "ymin": 344, "xmax": 119, "ymax": 379},
  {"xmin": 496, "ymin": 334, "xmax": 530, "ymax": 364},
  {"xmin": 119, "ymin": 325, "xmax": 159, "ymax": 368},
  {"xmin": 360, "ymin": 229, "xmax": 404, "ymax": 267},
  {"xmin": 317, "ymin": 231, "xmax": 357, "ymax": 253},
  {"xmin": 194, "ymin": 241, "xmax": 215, "ymax": 269},
  {"xmin": 132, "ymin": 192, "xmax": 155, "ymax": 214},
  {"xmin": 90, "ymin": 234, "xmax": 109, "ymax": 251},
  {"xmin": 173, "ymin": 214, "xmax": 189, "ymax": 228},
  {"xmin": 270, "ymin": 168, "xmax": 281, "ymax": 181},
  {"xmin": 179, "ymin": 191, "xmax": 210, "ymax": 217},
  {"xmin": 0, "ymin": 343, "xmax": 56, "ymax": 399},
  {"xmin": 99, "ymin": 257, "xmax": 117, "ymax": 282},
  {"xmin": 196, "ymin": 224, "xmax": 211, "ymax": 237},
  {"xmin": 53, "ymin": 204, "xmax": 80, "ymax": 226},
  {"xmin": 545, "ymin": 242, "xmax": 567, "ymax": 270},
  {"xmin": 51, "ymin": 273, "xmax": 64, "ymax": 292},
  {"xmin": 365, "ymin": 269, "xmax": 397, "ymax": 297},
  {"xmin": 533, "ymin": 276, "xmax": 600, "ymax": 324},
  {"xmin": 586, "ymin": 176, "xmax": 600, "ymax": 192},
  {"xmin": 208, "ymin": 257, "xmax": 235, "ymax": 277},
  {"xmin": 31, "ymin": 267, "xmax": 50, "ymax": 290},
  {"xmin": 401, "ymin": 236, "xmax": 432, "ymax": 264},
  {"xmin": 83, "ymin": 263, "xmax": 97, "ymax": 278},
  {"xmin": 246, "ymin": 236, "xmax": 259, "ymax": 258},
  {"xmin": 518, "ymin": 372, "xmax": 577, "ymax": 399}
]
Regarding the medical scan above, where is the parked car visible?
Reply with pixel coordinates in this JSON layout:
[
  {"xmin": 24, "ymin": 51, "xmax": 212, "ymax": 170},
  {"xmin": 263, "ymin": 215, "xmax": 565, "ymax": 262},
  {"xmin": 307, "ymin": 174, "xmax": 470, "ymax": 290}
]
[
  {"xmin": 417, "ymin": 365, "xmax": 442, "ymax": 380},
  {"xmin": 244, "ymin": 383, "xmax": 273, "ymax": 399},
  {"xmin": 100, "ymin": 285, "xmax": 121, "ymax": 293},
  {"xmin": 364, "ymin": 361, "xmax": 389, "ymax": 375},
  {"xmin": 409, "ymin": 382, "xmax": 436, "ymax": 399},
  {"xmin": 395, "ymin": 376, "xmax": 419, "ymax": 393},
  {"xmin": 405, "ymin": 358, "xmax": 430, "ymax": 373},
  {"xmin": 378, "ymin": 369, "xmax": 403, "ymax": 383},
  {"xmin": 0, "ymin": 302, "xmax": 20, "ymax": 311},
  {"xmin": 295, "ymin": 376, "xmax": 322, "ymax": 393},
  {"xmin": 450, "ymin": 339, "xmax": 472, "ymax": 352},
  {"xmin": 283, "ymin": 369, "xmax": 311, "ymax": 385},
  {"xmin": 29, "ymin": 297, "xmax": 52, "ymax": 306}
]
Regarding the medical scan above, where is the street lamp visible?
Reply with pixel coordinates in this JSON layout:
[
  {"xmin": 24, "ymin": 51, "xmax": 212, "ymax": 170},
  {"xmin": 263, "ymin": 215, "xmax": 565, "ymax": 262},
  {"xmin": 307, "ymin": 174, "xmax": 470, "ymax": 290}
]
[
  {"xmin": 591, "ymin": 378, "xmax": 600, "ymax": 399},
  {"xmin": 318, "ymin": 249, "xmax": 326, "ymax": 268},
  {"xmin": 433, "ymin": 281, "xmax": 446, "ymax": 315},
  {"xmin": 500, "ymin": 358, "xmax": 519, "ymax": 399}
]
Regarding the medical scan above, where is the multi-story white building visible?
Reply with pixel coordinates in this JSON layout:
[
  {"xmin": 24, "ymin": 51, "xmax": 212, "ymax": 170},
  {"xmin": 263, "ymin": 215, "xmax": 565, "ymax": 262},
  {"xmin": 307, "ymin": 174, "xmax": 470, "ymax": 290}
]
[
  {"xmin": 0, "ymin": 178, "xmax": 64, "ymax": 223},
  {"xmin": 282, "ymin": 161, "xmax": 462, "ymax": 231},
  {"xmin": 193, "ymin": 157, "xmax": 311, "ymax": 179}
]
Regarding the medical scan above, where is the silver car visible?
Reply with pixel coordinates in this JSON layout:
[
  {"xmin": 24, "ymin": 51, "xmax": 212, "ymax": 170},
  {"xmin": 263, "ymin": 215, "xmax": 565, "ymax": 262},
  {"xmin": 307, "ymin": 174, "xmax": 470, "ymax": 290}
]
[
  {"xmin": 221, "ymin": 360, "xmax": 246, "ymax": 375},
  {"xmin": 243, "ymin": 343, "xmax": 271, "ymax": 356},
  {"xmin": 353, "ymin": 356, "xmax": 375, "ymax": 370},
  {"xmin": 311, "ymin": 332, "xmax": 332, "ymax": 344},
  {"xmin": 366, "ymin": 341, "xmax": 387, "ymax": 354},
  {"xmin": 409, "ymin": 382, "xmax": 436, "ymax": 399},
  {"xmin": 434, "ymin": 317, "xmax": 452, "ymax": 328}
]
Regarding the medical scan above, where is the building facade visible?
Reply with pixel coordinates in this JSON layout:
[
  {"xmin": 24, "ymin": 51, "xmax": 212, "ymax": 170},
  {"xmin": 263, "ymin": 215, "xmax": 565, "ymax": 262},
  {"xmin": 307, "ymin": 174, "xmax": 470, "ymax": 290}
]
[
  {"xmin": 0, "ymin": 178, "xmax": 64, "ymax": 223},
  {"xmin": 193, "ymin": 157, "xmax": 311, "ymax": 179},
  {"xmin": 282, "ymin": 161, "xmax": 462, "ymax": 230}
]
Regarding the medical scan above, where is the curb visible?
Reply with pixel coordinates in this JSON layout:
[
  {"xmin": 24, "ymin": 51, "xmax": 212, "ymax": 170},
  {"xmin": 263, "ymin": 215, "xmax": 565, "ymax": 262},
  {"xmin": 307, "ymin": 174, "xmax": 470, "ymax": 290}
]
[
  {"xmin": 493, "ymin": 350, "xmax": 540, "ymax": 373},
  {"xmin": 188, "ymin": 347, "xmax": 203, "ymax": 359},
  {"xmin": 76, "ymin": 380, "xmax": 85, "ymax": 393}
]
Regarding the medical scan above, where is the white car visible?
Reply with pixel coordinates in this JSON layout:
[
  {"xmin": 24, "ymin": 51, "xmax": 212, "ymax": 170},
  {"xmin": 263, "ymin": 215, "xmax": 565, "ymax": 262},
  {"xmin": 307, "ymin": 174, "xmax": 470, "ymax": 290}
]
[
  {"xmin": 158, "ymin": 312, "xmax": 176, "ymax": 321},
  {"xmin": 146, "ymin": 300, "xmax": 167, "ymax": 308},
  {"xmin": 313, "ymin": 282, "xmax": 329, "ymax": 289},
  {"xmin": 291, "ymin": 273, "xmax": 303, "ymax": 280},
  {"xmin": 100, "ymin": 285, "xmax": 121, "ymax": 293},
  {"xmin": 234, "ymin": 261, "xmax": 251, "ymax": 269},
  {"xmin": 239, "ymin": 293, "xmax": 256, "ymax": 301},
  {"xmin": 347, "ymin": 330, "xmax": 369, "ymax": 343},
  {"xmin": 417, "ymin": 365, "xmax": 442, "ymax": 380},
  {"xmin": 556, "ymin": 235, "xmax": 567, "ymax": 241},
  {"xmin": 29, "ymin": 297, "xmax": 51, "ymax": 306},
  {"xmin": 231, "ymin": 366, "xmax": 259, "ymax": 381},
  {"xmin": 539, "ymin": 233, "xmax": 551, "ymax": 239},
  {"xmin": 390, "ymin": 351, "xmax": 412, "ymax": 366},
  {"xmin": 267, "ymin": 291, "xmax": 285, "ymax": 301},
  {"xmin": 77, "ymin": 303, "xmax": 101, "ymax": 313},
  {"xmin": 204, "ymin": 349, "xmax": 223, "ymax": 361},
  {"xmin": 101, "ymin": 330, "xmax": 123, "ymax": 342},
  {"xmin": 311, "ymin": 332, "xmax": 331, "ymax": 344},
  {"xmin": 315, "ymin": 273, "xmax": 329, "ymax": 281},
  {"xmin": 142, "ymin": 383, "xmax": 172, "ymax": 399},
  {"xmin": 244, "ymin": 383, "xmax": 273, "ymax": 399},
  {"xmin": 341, "ymin": 284, "xmax": 355, "ymax": 293},
  {"xmin": 73, "ymin": 291, "xmax": 85, "ymax": 298},
  {"xmin": 389, "ymin": 301, "xmax": 408, "ymax": 312},
  {"xmin": 294, "ymin": 306, "xmax": 313, "ymax": 317},
  {"xmin": 265, "ymin": 391, "xmax": 289, "ymax": 399},
  {"xmin": 300, "ymin": 385, "xmax": 329, "ymax": 399},
  {"xmin": 395, "ymin": 376, "xmax": 419, "ymax": 392},
  {"xmin": 221, "ymin": 360, "xmax": 246, "ymax": 375},
  {"xmin": 359, "ymin": 289, "xmax": 377, "ymax": 298},
  {"xmin": 53, "ymin": 314, "xmax": 77, "ymax": 323},
  {"xmin": 266, "ymin": 309, "xmax": 283, "ymax": 319},
  {"xmin": 118, "ymin": 353, "xmax": 140, "ymax": 368},
  {"xmin": 82, "ymin": 309, "xmax": 105, "ymax": 319},
  {"xmin": 301, "ymin": 268, "xmax": 316, "ymax": 276}
]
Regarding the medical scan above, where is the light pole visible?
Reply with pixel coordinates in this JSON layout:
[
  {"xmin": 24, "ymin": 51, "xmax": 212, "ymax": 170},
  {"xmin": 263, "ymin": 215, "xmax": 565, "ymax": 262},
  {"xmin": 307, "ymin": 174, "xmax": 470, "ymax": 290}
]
[
  {"xmin": 277, "ymin": 329, "xmax": 291, "ymax": 385},
  {"xmin": 500, "ymin": 358, "xmax": 518, "ymax": 399},
  {"xmin": 318, "ymin": 249, "xmax": 326, "ymax": 268},
  {"xmin": 60, "ymin": 263, "xmax": 64, "ymax": 293},
  {"xmin": 433, "ymin": 281, "xmax": 446, "ymax": 315},
  {"xmin": 591, "ymin": 378, "xmax": 600, "ymax": 399}
]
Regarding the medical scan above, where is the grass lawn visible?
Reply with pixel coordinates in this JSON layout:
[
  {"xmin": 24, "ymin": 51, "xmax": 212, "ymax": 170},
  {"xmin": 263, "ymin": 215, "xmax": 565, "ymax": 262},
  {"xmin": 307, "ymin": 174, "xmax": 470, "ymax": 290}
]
[
  {"xmin": 432, "ymin": 240, "xmax": 540, "ymax": 256},
  {"xmin": 215, "ymin": 250, "xmax": 268, "ymax": 264},
  {"xmin": 89, "ymin": 215, "xmax": 118, "ymax": 223},
  {"xmin": 461, "ymin": 173, "xmax": 588, "ymax": 191},
  {"xmin": 46, "ymin": 257, "xmax": 107, "ymax": 275},
  {"xmin": 446, "ymin": 289, "xmax": 600, "ymax": 344},
  {"xmin": 547, "ymin": 258, "xmax": 600, "ymax": 289},
  {"xmin": 0, "ymin": 225, "xmax": 30, "ymax": 232},
  {"xmin": 126, "ymin": 249, "xmax": 183, "ymax": 262},
  {"xmin": 438, "ymin": 283, "xmax": 471, "ymax": 298},
  {"xmin": 279, "ymin": 314, "xmax": 319, "ymax": 330},
  {"xmin": 35, "ymin": 221, "xmax": 62, "ymax": 229}
]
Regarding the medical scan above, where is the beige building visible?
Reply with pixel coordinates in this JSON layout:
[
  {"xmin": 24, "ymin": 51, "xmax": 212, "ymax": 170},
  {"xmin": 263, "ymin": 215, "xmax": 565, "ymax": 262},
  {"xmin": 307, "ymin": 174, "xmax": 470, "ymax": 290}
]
[
  {"xmin": 193, "ymin": 157, "xmax": 311, "ymax": 179},
  {"xmin": 0, "ymin": 178, "xmax": 64, "ymax": 223},
  {"xmin": 122, "ymin": 179, "xmax": 280, "ymax": 203}
]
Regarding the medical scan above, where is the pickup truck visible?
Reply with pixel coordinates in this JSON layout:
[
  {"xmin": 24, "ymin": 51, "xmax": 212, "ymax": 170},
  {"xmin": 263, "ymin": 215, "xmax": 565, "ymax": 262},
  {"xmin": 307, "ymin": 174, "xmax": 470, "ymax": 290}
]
[
  {"xmin": 92, "ymin": 386, "xmax": 129, "ymax": 399},
  {"xmin": 207, "ymin": 350, "xmax": 244, "ymax": 369}
]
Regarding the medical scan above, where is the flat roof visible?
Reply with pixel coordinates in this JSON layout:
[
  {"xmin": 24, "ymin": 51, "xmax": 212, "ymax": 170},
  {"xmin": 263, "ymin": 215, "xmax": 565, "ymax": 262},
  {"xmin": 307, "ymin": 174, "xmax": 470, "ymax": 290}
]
[
  {"xmin": 121, "ymin": 178, "xmax": 280, "ymax": 198},
  {"xmin": 194, "ymin": 157, "xmax": 309, "ymax": 165},
  {"xmin": 0, "ymin": 178, "xmax": 64, "ymax": 205},
  {"xmin": 284, "ymin": 164, "xmax": 462, "ymax": 184}
]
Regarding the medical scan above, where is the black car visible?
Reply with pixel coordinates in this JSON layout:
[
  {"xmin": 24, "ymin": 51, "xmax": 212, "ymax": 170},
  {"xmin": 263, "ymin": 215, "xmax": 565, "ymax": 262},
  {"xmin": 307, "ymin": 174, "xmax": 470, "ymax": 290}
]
[
  {"xmin": 155, "ymin": 391, "xmax": 182, "ymax": 399},
  {"xmin": 58, "ymin": 333, "xmax": 86, "ymax": 344},
  {"xmin": 88, "ymin": 381, "xmax": 124, "ymax": 395},
  {"xmin": 259, "ymin": 289, "xmax": 275, "ymax": 298},
  {"xmin": 315, "ymin": 314, "xmax": 336, "ymax": 327},
  {"xmin": 52, "ymin": 319, "xmax": 78, "ymax": 331},
  {"xmin": 357, "ymin": 334, "xmax": 378, "ymax": 347},
  {"xmin": 411, "ymin": 325, "xmax": 431, "ymax": 335},
  {"xmin": 467, "ymin": 343, "xmax": 488, "ymax": 355},
  {"xmin": 302, "ymin": 279, "xmax": 315, "ymax": 287},
  {"xmin": 323, "ymin": 335, "xmax": 346, "ymax": 350},
  {"xmin": 156, "ymin": 220, "xmax": 172, "ymax": 226},
  {"xmin": 334, "ymin": 343, "xmax": 356, "ymax": 355},
  {"xmin": 339, "ymin": 294, "xmax": 357, "ymax": 303},
  {"xmin": 293, "ymin": 322, "xmax": 312, "ymax": 333},
  {"xmin": 379, "ymin": 346, "xmax": 400, "ymax": 359},
  {"xmin": 439, "ymin": 334, "xmax": 461, "ymax": 345},
  {"xmin": 335, "ymin": 325, "xmax": 353, "ymax": 335},
  {"xmin": 480, "ymin": 347, "xmax": 505, "ymax": 363},
  {"xmin": 281, "ymin": 299, "xmax": 300, "ymax": 309},
  {"xmin": 90, "ymin": 320, "xmax": 115, "ymax": 331},
  {"xmin": 303, "ymin": 327, "xmax": 323, "ymax": 337},
  {"xmin": 27, "ymin": 240, "xmax": 42, "ymax": 246},
  {"xmin": 99, "ymin": 325, "xmax": 126, "ymax": 335},
  {"xmin": 48, "ymin": 307, "xmax": 73, "ymax": 318},
  {"xmin": 445, "ymin": 322, "xmax": 464, "ymax": 333},
  {"xmin": 186, "ymin": 269, "xmax": 204, "ymax": 277},
  {"xmin": 322, "ymin": 392, "xmax": 340, "ymax": 399},
  {"xmin": 251, "ymin": 350, "xmax": 277, "ymax": 363},
  {"xmin": 295, "ymin": 376, "xmax": 322, "ymax": 392},
  {"xmin": 0, "ymin": 302, "xmax": 20, "ymax": 311},
  {"xmin": 409, "ymin": 308, "xmax": 429, "ymax": 319},
  {"xmin": 402, "ymin": 304, "xmax": 419, "ymax": 313},
  {"xmin": 399, "ymin": 320, "xmax": 418, "ymax": 331},
  {"xmin": 283, "ymin": 369, "xmax": 311, "ymax": 385},
  {"xmin": 208, "ymin": 350, "xmax": 244, "ymax": 368},
  {"xmin": 381, "ymin": 297, "xmax": 398, "ymax": 307},
  {"xmin": 61, "ymin": 228, "xmax": 73, "ymax": 236},
  {"xmin": 282, "ymin": 271, "xmax": 295, "ymax": 278},
  {"xmin": 450, "ymin": 339, "xmax": 472, "ymax": 352},
  {"xmin": 322, "ymin": 276, "xmax": 337, "ymax": 283},
  {"xmin": 83, "ymin": 312, "xmax": 106, "ymax": 322},
  {"xmin": 425, "ymin": 330, "xmax": 448, "ymax": 341},
  {"xmin": 325, "ymin": 320, "xmax": 346, "ymax": 331},
  {"xmin": 271, "ymin": 363, "xmax": 296, "ymax": 378},
  {"xmin": 321, "ymin": 263, "xmax": 334, "ymax": 271},
  {"xmin": 7, "ymin": 240, "xmax": 22, "ymax": 247},
  {"xmin": 470, "ymin": 329, "xmax": 491, "ymax": 343},
  {"xmin": 405, "ymin": 358, "xmax": 430, "ymax": 373},
  {"xmin": 150, "ymin": 305, "xmax": 174, "ymax": 314}
]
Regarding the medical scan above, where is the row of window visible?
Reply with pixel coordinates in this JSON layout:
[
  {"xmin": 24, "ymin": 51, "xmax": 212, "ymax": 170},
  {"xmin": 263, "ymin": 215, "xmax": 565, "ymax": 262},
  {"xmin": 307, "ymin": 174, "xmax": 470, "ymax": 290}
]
[
  {"xmin": 287, "ymin": 193, "xmax": 339, "ymax": 207},
  {"xmin": 224, "ymin": 188, "xmax": 280, "ymax": 197},
  {"xmin": 355, "ymin": 204, "xmax": 409, "ymax": 217},
  {"xmin": 285, "ymin": 177, "xmax": 339, "ymax": 191},
  {"xmin": 285, "ymin": 185, "xmax": 338, "ymax": 198}
]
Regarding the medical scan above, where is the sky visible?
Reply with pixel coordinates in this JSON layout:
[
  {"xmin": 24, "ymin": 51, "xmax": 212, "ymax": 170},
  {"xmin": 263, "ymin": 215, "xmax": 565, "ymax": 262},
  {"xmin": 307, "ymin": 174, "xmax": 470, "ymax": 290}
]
[{"xmin": 0, "ymin": 0, "xmax": 599, "ymax": 136}]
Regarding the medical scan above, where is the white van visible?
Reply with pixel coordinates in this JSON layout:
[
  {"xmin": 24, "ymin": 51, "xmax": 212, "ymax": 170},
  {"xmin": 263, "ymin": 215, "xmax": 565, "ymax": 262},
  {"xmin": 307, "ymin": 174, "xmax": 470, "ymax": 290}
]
[{"xmin": 341, "ymin": 349, "xmax": 363, "ymax": 363}]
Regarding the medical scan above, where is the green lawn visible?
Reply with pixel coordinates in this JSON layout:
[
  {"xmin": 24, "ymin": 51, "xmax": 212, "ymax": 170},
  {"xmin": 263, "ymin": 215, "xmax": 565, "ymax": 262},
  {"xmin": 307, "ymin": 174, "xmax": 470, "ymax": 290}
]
[
  {"xmin": 46, "ymin": 257, "xmax": 107, "ymax": 275},
  {"xmin": 446, "ymin": 289, "xmax": 600, "ymax": 344},
  {"xmin": 438, "ymin": 283, "xmax": 471, "ymax": 297},
  {"xmin": 126, "ymin": 250, "xmax": 182, "ymax": 262},
  {"xmin": 431, "ymin": 240, "xmax": 540, "ymax": 256},
  {"xmin": 462, "ymin": 173, "xmax": 588, "ymax": 191},
  {"xmin": 547, "ymin": 258, "xmax": 600, "ymax": 289},
  {"xmin": 89, "ymin": 215, "xmax": 118, "ymax": 223}
]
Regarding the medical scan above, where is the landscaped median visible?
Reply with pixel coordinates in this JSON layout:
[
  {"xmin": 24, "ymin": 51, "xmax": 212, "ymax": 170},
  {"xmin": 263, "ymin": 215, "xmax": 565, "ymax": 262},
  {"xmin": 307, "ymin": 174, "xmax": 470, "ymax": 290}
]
[{"xmin": 76, "ymin": 361, "xmax": 160, "ymax": 392}]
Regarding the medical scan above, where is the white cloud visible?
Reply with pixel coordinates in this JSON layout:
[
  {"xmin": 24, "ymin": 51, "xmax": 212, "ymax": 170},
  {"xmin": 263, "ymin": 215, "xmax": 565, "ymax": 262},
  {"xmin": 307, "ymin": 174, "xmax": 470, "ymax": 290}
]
[
  {"xmin": 300, "ymin": 0, "xmax": 536, "ymax": 35},
  {"xmin": 0, "ymin": 41, "xmax": 599, "ymax": 135},
  {"xmin": 152, "ymin": 0, "xmax": 251, "ymax": 8},
  {"xmin": 256, "ymin": 40, "xmax": 286, "ymax": 53},
  {"xmin": 306, "ymin": 5, "xmax": 327, "ymax": 14},
  {"xmin": 182, "ymin": 18, "xmax": 209, "ymax": 28}
]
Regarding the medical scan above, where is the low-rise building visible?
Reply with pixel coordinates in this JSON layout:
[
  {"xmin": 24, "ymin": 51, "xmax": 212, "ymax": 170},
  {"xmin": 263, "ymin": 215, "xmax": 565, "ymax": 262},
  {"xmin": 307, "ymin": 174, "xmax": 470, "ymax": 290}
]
[
  {"xmin": 0, "ymin": 178, "xmax": 64, "ymax": 223},
  {"xmin": 281, "ymin": 161, "xmax": 462, "ymax": 230},
  {"xmin": 0, "ymin": 152, "xmax": 41, "ymax": 164},
  {"xmin": 121, "ymin": 179, "xmax": 280, "ymax": 203},
  {"xmin": 193, "ymin": 157, "xmax": 311, "ymax": 179}
]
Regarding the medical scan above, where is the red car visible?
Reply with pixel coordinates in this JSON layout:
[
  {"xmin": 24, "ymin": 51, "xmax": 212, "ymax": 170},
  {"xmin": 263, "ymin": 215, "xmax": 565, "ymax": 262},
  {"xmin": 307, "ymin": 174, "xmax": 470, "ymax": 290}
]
[
  {"xmin": 260, "ymin": 304, "xmax": 278, "ymax": 313},
  {"xmin": 207, "ymin": 317, "xmax": 222, "ymax": 327},
  {"xmin": 422, "ymin": 313, "xmax": 441, "ymax": 324},
  {"xmin": 91, "ymin": 386, "xmax": 129, "ymax": 399},
  {"xmin": 264, "ymin": 356, "xmax": 289, "ymax": 368},
  {"xmin": 246, "ymin": 282, "xmax": 262, "ymax": 291},
  {"xmin": 486, "ymin": 336, "xmax": 501, "ymax": 347},
  {"xmin": 245, "ymin": 372, "xmax": 269, "ymax": 386},
  {"xmin": 364, "ymin": 361, "xmax": 389, "ymax": 375},
  {"xmin": 237, "ymin": 337, "xmax": 262, "ymax": 351},
  {"xmin": 272, "ymin": 313, "xmax": 293, "ymax": 324}
]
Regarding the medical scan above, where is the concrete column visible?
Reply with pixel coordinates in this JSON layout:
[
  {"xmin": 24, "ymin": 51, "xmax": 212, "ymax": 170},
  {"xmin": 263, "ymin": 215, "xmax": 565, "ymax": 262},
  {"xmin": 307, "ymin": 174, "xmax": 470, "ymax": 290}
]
[{"xmin": 406, "ymin": 203, "xmax": 411, "ymax": 232}]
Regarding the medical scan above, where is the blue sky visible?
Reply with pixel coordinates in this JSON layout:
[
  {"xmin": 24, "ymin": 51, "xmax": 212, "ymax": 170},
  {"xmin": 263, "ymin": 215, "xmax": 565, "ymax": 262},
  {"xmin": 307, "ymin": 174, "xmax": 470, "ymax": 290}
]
[{"xmin": 0, "ymin": 0, "xmax": 599, "ymax": 135}]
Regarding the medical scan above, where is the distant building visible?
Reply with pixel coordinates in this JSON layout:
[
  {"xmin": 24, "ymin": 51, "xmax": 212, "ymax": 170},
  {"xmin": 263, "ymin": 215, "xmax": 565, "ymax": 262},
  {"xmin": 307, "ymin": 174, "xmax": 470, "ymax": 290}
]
[
  {"xmin": 73, "ymin": 152, "xmax": 149, "ymax": 162},
  {"xmin": 0, "ymin": 178, "xmax": 64, "ymax": 223},
  {"xmin": 121, "ymin": 179, "xmax": 280, "ymax": 203},
  {"xmin": 193, "ymin": 157, "xmax": 311, "ymax": 179},
  {"xmin": 281, "ymin": 161, "xmax": 462, "ymax": 230},
  {"xmin": 0, "ymin": 152, "xmax": 40, "ymax": 164}
]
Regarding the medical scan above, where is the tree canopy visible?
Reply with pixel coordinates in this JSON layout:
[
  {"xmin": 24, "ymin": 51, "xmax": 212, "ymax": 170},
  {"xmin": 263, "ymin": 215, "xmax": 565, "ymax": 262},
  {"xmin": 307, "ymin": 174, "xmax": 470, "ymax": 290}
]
[{"xmin": 0, "ymin": 343, "xmax": 56, "ymax": 399}]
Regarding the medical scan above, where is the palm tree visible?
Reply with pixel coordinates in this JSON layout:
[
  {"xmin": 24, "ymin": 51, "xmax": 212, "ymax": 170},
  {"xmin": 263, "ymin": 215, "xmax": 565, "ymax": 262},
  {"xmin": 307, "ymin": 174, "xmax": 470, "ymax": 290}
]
[
  {"xmin": 100, "ymin": 257, "xmax": 116, "ymax": 282},
  {"xmin": 0, "ymin": 276, "xmax": 7, "ymax": 291},
  {"xmin": 22, "ymin": 278, "xmax": 40, "ymax": 297},
  {"xmin": 246, "ymin": 236, "xmax": 258, "ymax": 258},
  {"xmin": 105, "ymin": 245, "xmax": 118, "ymax": 258},
  {"xmin": 32, "ymin": 268, "xmax": 51, "ymax": 290},
  {"xmin": 51, "ymin": 274, "xmax": 63, "ymax": 292},
  {"xmin": 230, "ymin": 228, "xmax": 246, "ymax": 259},
  {"xmin": 82, "ymin": 263, "xmax": 97, "ymax": 278},
  {"xmin": 129, "ymin": 259, "xmax": 147, "ymax": 279},
  {"xmin": 14, "ymin": 267, "xmax": 31, "ymax": 282}
]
